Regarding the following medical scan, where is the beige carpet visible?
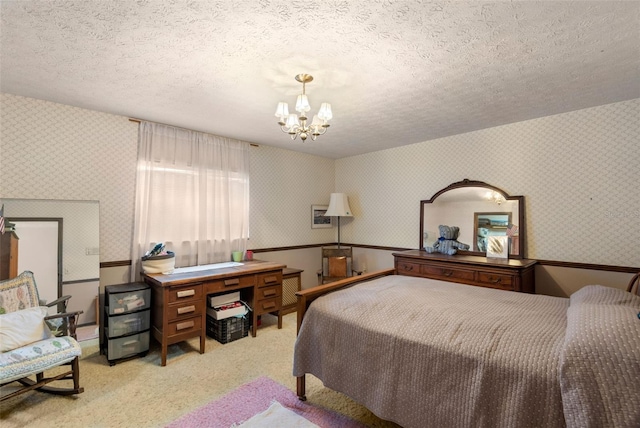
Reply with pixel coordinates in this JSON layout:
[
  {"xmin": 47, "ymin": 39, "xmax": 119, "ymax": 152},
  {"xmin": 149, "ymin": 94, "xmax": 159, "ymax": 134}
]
[{"xmin": 0, "ymin": 313, "xmax": 400, "ymax": 428}]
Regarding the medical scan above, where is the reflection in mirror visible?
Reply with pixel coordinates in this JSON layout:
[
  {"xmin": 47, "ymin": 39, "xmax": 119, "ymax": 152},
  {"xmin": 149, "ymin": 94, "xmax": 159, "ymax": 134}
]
[
  {"xmin": 420, "ymin": 179, "xmax": 525, "ymax": 259},
  {"xmin": 474, "ymin": 212, "xmax": 512, "ymax": 252},
  {"xmin": 0, "ymin": 198, "xmax": 100, "ymax": 324}
]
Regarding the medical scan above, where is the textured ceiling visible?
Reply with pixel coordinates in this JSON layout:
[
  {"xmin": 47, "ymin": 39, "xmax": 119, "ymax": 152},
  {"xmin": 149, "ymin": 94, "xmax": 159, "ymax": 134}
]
[{"xmin": 1, "ymin": 1, "xmax": 638, "ymax": 159}]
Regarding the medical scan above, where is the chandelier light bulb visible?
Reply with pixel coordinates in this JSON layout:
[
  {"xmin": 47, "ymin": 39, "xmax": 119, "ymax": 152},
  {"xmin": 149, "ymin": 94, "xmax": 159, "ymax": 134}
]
[{"xmin": 276, "ymin": 74, "xmax": 332, "ymax": 143}]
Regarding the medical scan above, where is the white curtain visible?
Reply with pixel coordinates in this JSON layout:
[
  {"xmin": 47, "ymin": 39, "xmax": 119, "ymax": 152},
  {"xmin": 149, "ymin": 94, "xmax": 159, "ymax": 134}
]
[{"xmin": 131, "ymin": 122, "xmax": 250, "ymax": 280}]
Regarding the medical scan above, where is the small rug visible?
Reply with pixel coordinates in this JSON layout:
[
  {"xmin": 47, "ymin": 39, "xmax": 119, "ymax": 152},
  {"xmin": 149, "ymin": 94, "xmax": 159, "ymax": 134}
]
[{"xmin": 165, "ymin": 376, "xmax": 365, "ymax": 428}]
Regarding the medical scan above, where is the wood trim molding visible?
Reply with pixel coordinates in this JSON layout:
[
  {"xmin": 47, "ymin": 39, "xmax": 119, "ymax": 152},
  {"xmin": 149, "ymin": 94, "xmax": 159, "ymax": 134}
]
[
  {"xmin": 536, "ymin": 259, "xmax": 639, "ymax": 274},
  {"xmin": 100, "ymin": 260, "xmax": 131, "ymax": 268},
  {"xmin": 100, "ymin": 246, "xmax": 638, "ymax": 274}
]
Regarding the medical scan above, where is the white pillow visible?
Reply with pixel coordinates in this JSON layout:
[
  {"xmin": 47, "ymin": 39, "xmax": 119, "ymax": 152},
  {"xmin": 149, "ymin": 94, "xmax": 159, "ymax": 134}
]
[{"xmin": 0, "ymin": 306, "xmax": 53, "ymax": 352}]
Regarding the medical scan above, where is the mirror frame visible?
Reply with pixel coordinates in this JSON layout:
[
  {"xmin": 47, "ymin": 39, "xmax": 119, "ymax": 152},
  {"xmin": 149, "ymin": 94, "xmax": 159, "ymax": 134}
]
[{"xmin": 420, "ymin": 179, "xmax": 525, "ymax": 259}]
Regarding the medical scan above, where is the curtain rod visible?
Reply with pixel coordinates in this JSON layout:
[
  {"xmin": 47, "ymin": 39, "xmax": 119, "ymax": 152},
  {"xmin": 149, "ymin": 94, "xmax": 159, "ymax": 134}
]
[{"xmin": 128, "ymin": 118, "xmax": 259, "ymax": 147}]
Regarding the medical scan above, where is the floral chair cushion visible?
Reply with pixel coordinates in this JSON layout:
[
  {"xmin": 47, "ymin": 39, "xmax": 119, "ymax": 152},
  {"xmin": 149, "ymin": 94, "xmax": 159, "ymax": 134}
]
[
  {"xmin": 0, "ymin": 271, "xmax": 40, "ymax": 314},
  {"xmin": 0, "ymin": 336, "xmax": 82, "ymax": 384}
]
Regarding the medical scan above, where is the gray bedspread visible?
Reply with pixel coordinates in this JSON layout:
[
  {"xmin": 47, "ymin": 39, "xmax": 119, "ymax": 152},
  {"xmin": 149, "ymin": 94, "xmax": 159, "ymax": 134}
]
[
  {"xmin": 293, "ymin": 275, "xmax": 640, "ymax": 428},
  {"xmin": 293, "ymin": 275, "xmax": 569, "ymax": 427},
  {"xmin": 559, "ymin": 285, "xmax": 640, "ymax": 427}
]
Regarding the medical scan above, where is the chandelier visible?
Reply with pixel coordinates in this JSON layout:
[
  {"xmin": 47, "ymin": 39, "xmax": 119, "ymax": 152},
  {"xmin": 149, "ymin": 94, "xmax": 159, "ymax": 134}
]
[
  {"xmin": 485, "ymin": 190, "xmax": 506, "ymax": 205},
  {"xmin": 274, "ymin": 74, "xmax": 332, "ymax": 142}
]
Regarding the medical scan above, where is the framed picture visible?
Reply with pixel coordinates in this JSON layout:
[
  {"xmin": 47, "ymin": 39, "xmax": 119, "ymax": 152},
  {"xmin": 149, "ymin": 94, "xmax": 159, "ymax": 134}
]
[
  {"xmin": 311, "ymin": 205, "xmax": 332, "ymax": 229},
  {"xmin": 486, "ymin": 235, "xmax": 509, "ymax": 258}
]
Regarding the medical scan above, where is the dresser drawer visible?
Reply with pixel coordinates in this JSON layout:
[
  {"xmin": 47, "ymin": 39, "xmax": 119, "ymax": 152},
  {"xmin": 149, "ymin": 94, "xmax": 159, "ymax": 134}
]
[
  {"xmin": 107, "ymin": 310, "xmax": 150, "ymax": 338},
  {"xmin": 396, "ymin": 260, "xmax": 421, "ymax": 276},
  {"xmin": 107, "ymin": 332, "xmax": 149, "ymax": 360},
  {"xmin": 206, "ymin": 274, "xmax": 255, "ymax": 293},
  {"xmin": 167, "ymin": 316, "xmax": 202, "ymax": 337},
  {"xmin": 476, "ymin": 272, "xmax": 514, "ymax": 289},
  {"xmin": 168, "ymin": 283, "xmax": 203, "ymax": 303},
  {"xmin": 255, "ymin": 297, "xmax": 281, "ymax": 315},
  {"xmin": 167, "ymin": 299, "xmax": 204, "ymax": 321},
  {"xmin": 108, "ymin": 288, "xmax": 151, "ymax": 315},
  {"xmin": 421, "ymin": 265, "xmax": 475, "ymax": 282},
  {"xmin": 256, "ymin": 285, "xmax": 281, "ymax": 300},
  {"xmin": 257, "ymin": 271, "xmax": 282, "ymax": 288}
]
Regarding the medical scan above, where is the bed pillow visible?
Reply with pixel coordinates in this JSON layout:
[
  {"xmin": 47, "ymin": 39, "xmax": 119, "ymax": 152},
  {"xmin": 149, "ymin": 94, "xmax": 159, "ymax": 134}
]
[
  {"xmin": 0, "ymin": 306, "xmax": 53, "ymax": 352},
  {"xmin": 559, "ymin": 285, "xmax": 640, "ymax": 428}
]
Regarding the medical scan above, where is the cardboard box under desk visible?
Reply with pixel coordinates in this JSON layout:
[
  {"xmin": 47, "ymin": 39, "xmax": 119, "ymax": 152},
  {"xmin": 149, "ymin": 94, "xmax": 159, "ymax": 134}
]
[
  {"xmin": 208, "ymin": 291, "xmax": 240, "ymax": 307},
  {"xmin": 206, "ymin": 302, "xmax": 248, "ymax": 320}
]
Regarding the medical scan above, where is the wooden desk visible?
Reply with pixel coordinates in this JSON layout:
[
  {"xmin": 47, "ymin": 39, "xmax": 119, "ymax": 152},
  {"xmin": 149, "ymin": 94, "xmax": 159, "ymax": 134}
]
[{"xmin": 142, "ymin": 260, "xmax": 286, "ymax": 366}]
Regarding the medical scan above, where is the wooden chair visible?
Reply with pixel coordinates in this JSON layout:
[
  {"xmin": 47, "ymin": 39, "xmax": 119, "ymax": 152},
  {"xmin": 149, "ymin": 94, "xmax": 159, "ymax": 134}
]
[
  {"xmin": 0, "ymin": 271, "xmax": 84, "ymax": 402},
  {"xmin": 317, "ymin": 247, "xmax": 362, "ymax": 285},
  {"xmin": 628, "ymin": 272, "xmax": 640, "ymax": 296}
]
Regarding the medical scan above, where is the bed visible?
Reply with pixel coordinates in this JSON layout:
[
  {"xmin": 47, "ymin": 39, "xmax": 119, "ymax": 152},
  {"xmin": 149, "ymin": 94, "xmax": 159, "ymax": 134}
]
[{"xmin": 293, "ymin": 270, "xmax": 640, "ymax": 428}]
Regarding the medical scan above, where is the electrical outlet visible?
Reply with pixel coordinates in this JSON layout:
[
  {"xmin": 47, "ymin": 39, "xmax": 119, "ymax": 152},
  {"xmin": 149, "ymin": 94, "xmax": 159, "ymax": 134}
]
[{"xmin": 85, "ymin": 247, "xmax": 100, "ymax": 255}]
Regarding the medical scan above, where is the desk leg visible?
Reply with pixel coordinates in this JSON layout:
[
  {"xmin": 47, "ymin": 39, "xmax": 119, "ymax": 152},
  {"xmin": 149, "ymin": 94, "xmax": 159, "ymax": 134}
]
[
  {"xmin": 161, "ymin": 341, "xmax": 167, "ymax": 367},
  {"xmin": 277, "ymin": 310, "xmax": 282, "ymax": 329},
  {"xmin": 251, "ymin": 311, "xmax": 257, "ymax": 337}
]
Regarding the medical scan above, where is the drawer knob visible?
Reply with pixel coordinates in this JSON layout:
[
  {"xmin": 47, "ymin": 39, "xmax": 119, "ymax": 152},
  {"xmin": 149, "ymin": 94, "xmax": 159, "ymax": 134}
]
[
  {"xmin": 264, "ymin": 289, "xmax": 276, "ymax": 297},
  {"xmin": 177, "ymin": 289, "xmax": 196, "ymax": 298},
  {"xmin": 403, "ymin": 264, "xmax": 413, "ymax": 271},
  {"xmin": 443, "ymin": 270, "xmax": 453, "ymax": 277},
  {"xmin": 177, "ymin": 305, "xmax": 195, "ymax": 314},
  {"xmin": 490, "ymin": 276, "xmax": 502, "ymax": 284},
  {"xmin": 262, "ymin": 302, "xmax": 276, "ymax": 310},
  {"xmin": 263, "ymin": 276, "xmax": 278, "ymax": 284},
  {"xmin": 176, "ymin": 320, "xmax": 195, "ymax": 331},
  {"xmin": 224, "ymin": 279, "xmax": 240, "ymax": 286}
]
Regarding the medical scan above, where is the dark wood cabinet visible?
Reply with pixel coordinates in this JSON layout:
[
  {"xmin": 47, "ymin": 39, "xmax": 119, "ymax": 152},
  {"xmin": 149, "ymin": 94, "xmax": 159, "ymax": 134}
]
[
  {"xmin": 393, "ymin": 250, "xmax": 536, "ymax": 293},
  {"xmin": 0, "ymin": 231, "xmax": 19, "ymax": 280}
]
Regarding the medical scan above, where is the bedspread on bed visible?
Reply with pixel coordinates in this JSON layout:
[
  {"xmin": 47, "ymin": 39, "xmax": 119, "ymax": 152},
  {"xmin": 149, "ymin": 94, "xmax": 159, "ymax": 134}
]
[
  {"xmin": 559, "ymin": 285, "xmax": 640, "ymax": 428},
  {"xmin": 293, "ymin": 275, "xmax": 569, "ymax": 428}
]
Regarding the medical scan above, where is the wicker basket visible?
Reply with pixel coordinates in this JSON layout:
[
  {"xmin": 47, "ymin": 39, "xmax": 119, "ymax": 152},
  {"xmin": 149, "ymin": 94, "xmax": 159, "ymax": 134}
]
[{"xmin": 141, "ymin": 251, "xmax": 175, "ymax": 274}]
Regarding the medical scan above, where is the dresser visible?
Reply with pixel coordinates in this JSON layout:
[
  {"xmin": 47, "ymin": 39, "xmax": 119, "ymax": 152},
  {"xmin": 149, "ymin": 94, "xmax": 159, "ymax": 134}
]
[
  {"xmin": 393, "ymin": 250, "xmax": 536, "ymax": 293},
  {"xmin": 142, "ymin": 260, "xmax": 285, "ymax": 366}
]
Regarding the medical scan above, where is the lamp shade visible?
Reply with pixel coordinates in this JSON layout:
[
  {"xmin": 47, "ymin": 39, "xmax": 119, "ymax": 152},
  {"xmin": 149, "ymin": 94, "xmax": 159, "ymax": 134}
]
[{"xmin": 324, "ymin": 193, "xmax": 353, "ymax": 217}]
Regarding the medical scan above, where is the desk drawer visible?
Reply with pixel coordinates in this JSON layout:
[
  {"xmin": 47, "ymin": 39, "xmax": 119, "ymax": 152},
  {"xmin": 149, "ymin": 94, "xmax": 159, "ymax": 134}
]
[
  {"xmin": 421, "ymin": 265, "xmax": 475, "ymax": 282},
  {"xmin": 476, "ymin": 272, "xmax": 513, "ymax": 289},
  {"xmin": 257, "ymin": 271, "xmax": 282, "ymax": 288},
  {"xmin": 256, "ymin": 285, "xmax": 281, "ymax": 300},
  {"xmin": 396, "ymin": 261, "xmax": 421, "ymax": 276},
  {"xmin": 167, "ymin": 316, "xmax": 202, "ymax": 337},
  {"xmin": 167, "ymin": 299, "xmax": 204, "ymax": 321},
  {"xmin": 206, "ymin": 274, "xmax": 255, "ymax": 293},
  {"xmin": 168, "ymin": 284, "xmax": 203, "ymax": 304},
  {"xmin": 255, "ymin": 297, "xmax": 281, "ymax": 315}
]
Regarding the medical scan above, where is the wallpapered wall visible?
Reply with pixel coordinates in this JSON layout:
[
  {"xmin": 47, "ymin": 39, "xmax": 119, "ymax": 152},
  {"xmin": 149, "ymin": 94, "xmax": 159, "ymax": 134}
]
[
  {"xmin": 0, "ymin": 93, "xmax": 335, "ymax": 264},
  {"xmin": 1, "ymin": 93, "xmax": 638, "ymax": 269},
  {"xmin": 336, "ymin": 98, "xmax": 639, "ymax": 267}
]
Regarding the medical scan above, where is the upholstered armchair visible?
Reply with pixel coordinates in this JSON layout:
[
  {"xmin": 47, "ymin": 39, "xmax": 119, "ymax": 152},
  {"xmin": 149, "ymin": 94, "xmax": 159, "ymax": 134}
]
[{"xmin": 0, "ymin": 271, "xmax": 84, "ymax": 401}]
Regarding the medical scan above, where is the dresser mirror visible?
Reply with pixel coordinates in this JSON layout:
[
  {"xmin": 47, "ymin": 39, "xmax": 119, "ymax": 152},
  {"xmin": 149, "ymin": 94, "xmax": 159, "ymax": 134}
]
[{"xmin": 420, "ymin": 179, "xmax": 525, "ymax": 259}]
